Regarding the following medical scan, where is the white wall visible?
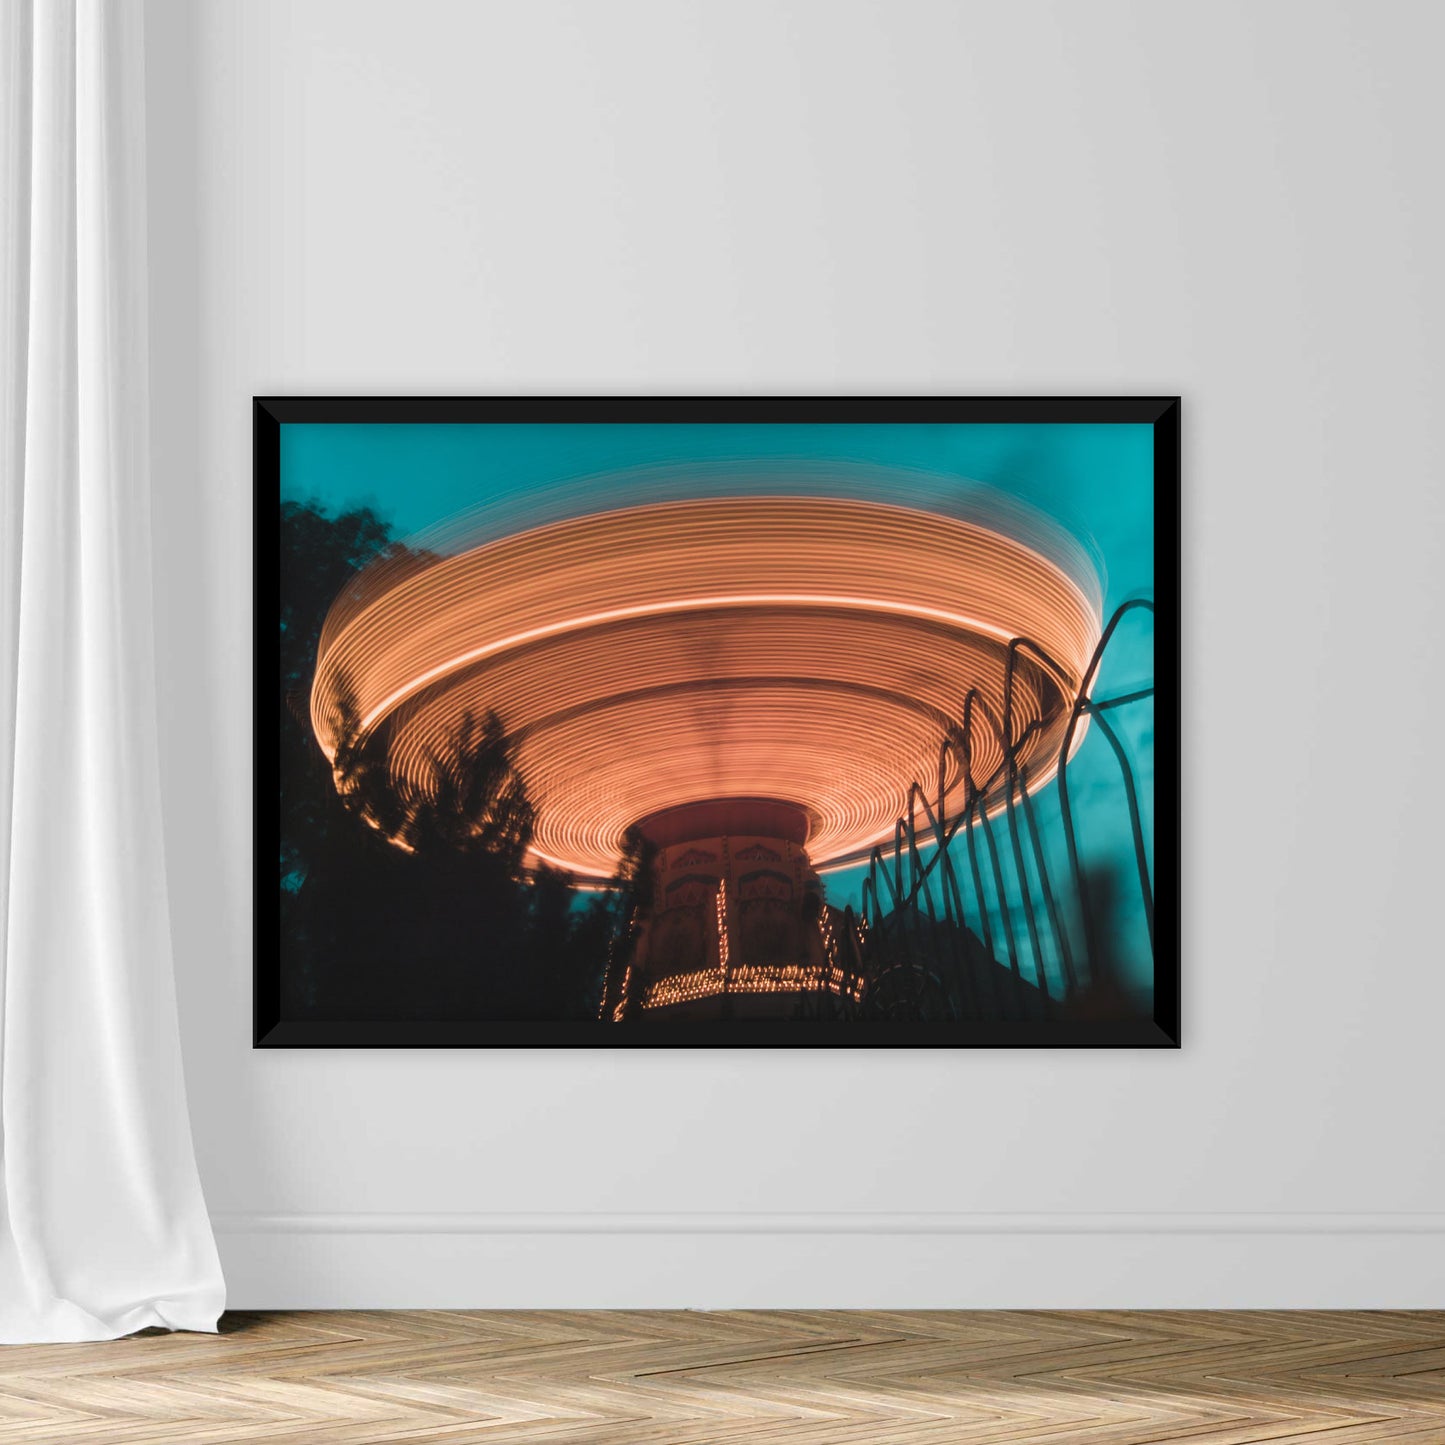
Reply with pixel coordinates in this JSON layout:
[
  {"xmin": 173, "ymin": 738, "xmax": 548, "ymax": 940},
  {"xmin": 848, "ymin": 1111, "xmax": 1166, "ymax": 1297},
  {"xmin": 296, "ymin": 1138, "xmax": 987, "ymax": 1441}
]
[{"xmin": 143, "ymin": 0, "xmax": 1445, "ymax": 1308}]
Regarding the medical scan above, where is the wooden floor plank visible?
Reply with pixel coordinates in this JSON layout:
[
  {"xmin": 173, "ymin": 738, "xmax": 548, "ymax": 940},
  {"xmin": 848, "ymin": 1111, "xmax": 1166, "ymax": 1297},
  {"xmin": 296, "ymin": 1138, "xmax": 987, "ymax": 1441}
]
[{"xmin": 1, "ymin": 1311, "xmax": 1442, "ymax": 1443}]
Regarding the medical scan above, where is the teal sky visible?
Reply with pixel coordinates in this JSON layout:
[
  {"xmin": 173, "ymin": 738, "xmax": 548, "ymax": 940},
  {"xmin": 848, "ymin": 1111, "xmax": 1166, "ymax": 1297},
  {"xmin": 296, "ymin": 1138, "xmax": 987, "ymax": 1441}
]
[
  {"xmin": 282, "ymin": 421, "xmax": 1153, "ymax": 614},
  {"xmin": 282, "ymin": 421, "xmax": 1156, "ymax": 1000}
]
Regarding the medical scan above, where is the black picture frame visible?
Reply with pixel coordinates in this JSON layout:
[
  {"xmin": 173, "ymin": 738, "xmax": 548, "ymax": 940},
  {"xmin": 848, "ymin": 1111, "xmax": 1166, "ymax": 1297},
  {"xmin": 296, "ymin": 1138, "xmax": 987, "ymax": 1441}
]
[{"xmin": 256, "ymin": 396, "xmax": 1180, "ymax": 1049}]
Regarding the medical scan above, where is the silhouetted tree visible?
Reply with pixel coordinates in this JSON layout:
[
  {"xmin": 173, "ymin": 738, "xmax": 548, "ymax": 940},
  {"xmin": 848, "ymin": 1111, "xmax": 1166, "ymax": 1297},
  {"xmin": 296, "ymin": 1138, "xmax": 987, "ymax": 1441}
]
[{"xmin": 278, "ymin": 499, "xmax": 617, "ymax": 1022}]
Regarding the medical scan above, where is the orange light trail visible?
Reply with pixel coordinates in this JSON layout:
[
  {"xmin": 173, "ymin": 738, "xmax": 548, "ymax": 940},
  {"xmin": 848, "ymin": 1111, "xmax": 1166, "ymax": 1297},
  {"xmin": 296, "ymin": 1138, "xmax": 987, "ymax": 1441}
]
[{"xmin": 311, "ymin": 496, "xmax": 1101, "ymax": 878}]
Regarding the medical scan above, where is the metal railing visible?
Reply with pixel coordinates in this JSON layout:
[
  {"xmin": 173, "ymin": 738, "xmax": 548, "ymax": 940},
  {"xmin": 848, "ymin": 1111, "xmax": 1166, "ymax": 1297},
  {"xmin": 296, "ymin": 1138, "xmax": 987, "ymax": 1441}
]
[{"xmin": 837, "ymin": 598, "xmax": 1156, "ymax": 1022}]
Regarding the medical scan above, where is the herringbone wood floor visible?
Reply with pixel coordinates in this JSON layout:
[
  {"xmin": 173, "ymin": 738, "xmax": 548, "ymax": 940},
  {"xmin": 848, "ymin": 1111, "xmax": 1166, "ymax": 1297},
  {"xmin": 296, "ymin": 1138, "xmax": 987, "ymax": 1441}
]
[{"xmin": 3, "ymin": 1310, "xmax": 1444, "ymax": 1443}]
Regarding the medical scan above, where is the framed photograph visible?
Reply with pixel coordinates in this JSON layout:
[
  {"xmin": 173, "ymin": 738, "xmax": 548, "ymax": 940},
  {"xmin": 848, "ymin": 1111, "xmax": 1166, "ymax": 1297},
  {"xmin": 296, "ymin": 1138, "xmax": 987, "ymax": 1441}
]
[{"xmin": 258, "ymin": 397, "xmax": 1178, "ymax": 1047}]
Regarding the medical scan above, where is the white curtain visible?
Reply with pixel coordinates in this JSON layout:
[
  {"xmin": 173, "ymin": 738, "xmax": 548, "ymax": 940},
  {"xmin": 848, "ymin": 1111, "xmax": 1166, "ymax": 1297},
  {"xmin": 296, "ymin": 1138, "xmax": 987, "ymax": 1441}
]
[{"xmin": 0, "ymin": 0, "xmax": 224, "ymax": 1340}]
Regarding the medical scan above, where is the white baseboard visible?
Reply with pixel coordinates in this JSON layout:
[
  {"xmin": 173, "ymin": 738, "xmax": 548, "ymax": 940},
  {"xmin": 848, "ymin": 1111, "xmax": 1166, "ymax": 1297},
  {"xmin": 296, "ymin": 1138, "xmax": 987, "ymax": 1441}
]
[{"xmin": 212, "ymin": 1213, "xmax": 1445, "ymax": 1310}]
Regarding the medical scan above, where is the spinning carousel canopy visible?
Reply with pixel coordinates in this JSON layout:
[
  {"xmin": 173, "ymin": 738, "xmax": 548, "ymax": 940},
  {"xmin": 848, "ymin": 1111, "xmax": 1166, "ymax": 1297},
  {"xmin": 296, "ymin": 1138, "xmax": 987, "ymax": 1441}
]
[{"xmin": 310, "ymin": 493, "xmax": 1101, "ymax": 879}]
